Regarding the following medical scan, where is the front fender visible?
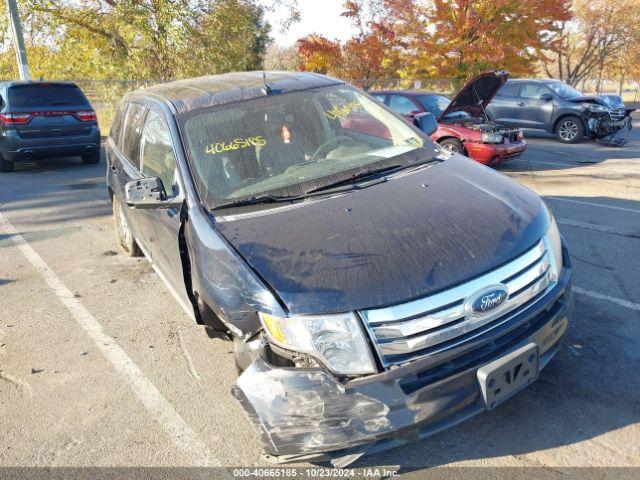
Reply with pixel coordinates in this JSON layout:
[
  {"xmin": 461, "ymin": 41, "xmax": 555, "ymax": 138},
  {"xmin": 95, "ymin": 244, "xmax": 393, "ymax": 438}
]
[{"xmin": 184, "ymin": 206, "xmax": 286, "ymax": 338}]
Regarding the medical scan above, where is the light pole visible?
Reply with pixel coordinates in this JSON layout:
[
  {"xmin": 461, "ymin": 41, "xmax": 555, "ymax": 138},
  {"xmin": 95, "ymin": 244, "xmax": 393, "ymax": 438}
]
[{"xmin": 5, "ymin": 0, "xmax": 30, "ymax": 80}]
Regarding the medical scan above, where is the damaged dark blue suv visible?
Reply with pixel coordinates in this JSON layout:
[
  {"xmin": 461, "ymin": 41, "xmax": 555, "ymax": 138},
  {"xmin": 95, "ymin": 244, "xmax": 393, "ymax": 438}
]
[{"xmin": 106, "ymin": 72, "xmax": 573, "ymax": 466}]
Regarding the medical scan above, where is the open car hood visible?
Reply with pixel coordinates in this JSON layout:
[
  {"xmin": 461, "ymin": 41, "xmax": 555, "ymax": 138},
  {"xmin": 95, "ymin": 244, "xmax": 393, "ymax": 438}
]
[{"xmin": 439, "ymin": 71, "xmax": 509, "ymax": 121}]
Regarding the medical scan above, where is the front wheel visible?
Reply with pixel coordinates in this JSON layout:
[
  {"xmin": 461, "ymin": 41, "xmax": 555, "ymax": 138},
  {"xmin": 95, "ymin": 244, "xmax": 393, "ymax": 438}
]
[
  {"xmin": 438, "ymin": 138, "xmax": 465, "ymax": 154},
  {"xmin": 556, "ymin": 116, "xmax": 584, "ymax": 143},
  {"xmin": 113, "ymin": 197, "xmax": 142, "ymax": 257}
]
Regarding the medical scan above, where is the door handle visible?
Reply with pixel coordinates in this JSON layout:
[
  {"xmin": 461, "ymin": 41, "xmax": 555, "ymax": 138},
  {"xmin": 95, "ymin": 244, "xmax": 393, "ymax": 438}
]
[{"xmin": 517, "ymin": 102, "xmax": 526, "ymax": 107}]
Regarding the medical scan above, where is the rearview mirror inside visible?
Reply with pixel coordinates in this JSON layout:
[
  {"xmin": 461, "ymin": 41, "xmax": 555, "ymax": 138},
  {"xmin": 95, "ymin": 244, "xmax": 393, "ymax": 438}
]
[
  {"xmin": 125, "ymin": 177, "xmax": 182, "ymax": 209},
  {"xmin": 414, "ymin": 112, "xmax": 438, "ymax": 136}
]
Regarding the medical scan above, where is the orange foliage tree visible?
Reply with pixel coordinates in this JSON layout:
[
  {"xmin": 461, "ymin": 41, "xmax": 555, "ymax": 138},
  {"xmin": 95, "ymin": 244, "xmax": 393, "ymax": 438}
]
[
  {"xmin": 297, "ymin": 0, "xmax": 572, "ymax": 82},
  {"xmin": 297, "ymin": 0, "xmax": 400, "ymax": 87}
]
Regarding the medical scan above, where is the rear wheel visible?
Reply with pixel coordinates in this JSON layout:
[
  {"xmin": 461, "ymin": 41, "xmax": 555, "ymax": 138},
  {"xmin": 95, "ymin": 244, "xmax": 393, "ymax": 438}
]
[
  {"xmin": 556, "ymin": 116, "xmax": 584, "ymax": 143},
  {"xmin": 82, "ymin": 150, "xmax": 101, "ymax": 164},
  {"xmin": 0, "ymin": 154, "xmax": 15, "ymax": 172},
  {"xmin": 113, "ymin": 197, "xmax": 142, "ymax": 257},
  {"xmin": 438, "ymin": 138, "xmax": 465, "ymax": 154}
]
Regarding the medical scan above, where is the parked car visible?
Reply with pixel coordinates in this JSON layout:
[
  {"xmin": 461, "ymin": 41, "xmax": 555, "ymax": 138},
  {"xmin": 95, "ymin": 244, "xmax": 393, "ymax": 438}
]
[
  {"xmin": 487, "ymin": 78, "xmax": 634, "ymax": 143},
  {"xmin": 0, "ymin": 81, "xmax": 100, "ymax": 172},
  {"xmin": 371, "ymin": 71, "xmax": 527, "ymax": 165},
  {"xmin": 107, "ymin": 71, "xmax": 572, "ymax": 465}
]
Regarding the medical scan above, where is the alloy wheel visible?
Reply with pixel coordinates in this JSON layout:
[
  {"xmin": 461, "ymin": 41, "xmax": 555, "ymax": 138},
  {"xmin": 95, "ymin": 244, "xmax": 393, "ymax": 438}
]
[{"xmin": 558, "ymin": 121, "xmax": 579, "ymax": 142}]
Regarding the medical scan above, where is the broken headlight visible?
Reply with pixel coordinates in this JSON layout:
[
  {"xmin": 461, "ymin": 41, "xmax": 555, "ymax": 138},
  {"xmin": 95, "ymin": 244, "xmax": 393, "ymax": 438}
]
[
  {"xmin": 481, "ymin": 132, "xmax": 504, "ymax": 143},
  {"xmin": 545, "ymin": 215, "xmax": 563, "ymax": 282},
  {"xmin": 258, "ymin": 312, "xmax": 377, "ymax": 375},
  {"xmin": 583, "ymin": 103, "xmax": 608, "ymax": 113}
]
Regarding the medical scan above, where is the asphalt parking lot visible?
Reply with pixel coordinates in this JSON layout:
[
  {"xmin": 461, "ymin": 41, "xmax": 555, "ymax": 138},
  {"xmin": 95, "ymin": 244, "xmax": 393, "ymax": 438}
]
[{"xmin": 1, "ymin": 115, "xmax": 639, "ymax": 475}]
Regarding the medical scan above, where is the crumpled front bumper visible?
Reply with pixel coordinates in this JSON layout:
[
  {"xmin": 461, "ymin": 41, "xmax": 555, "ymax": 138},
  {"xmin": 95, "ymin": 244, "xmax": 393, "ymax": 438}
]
[{"xmin": 233, "ymin": 267, "xmax": 573, "ymax": 464}]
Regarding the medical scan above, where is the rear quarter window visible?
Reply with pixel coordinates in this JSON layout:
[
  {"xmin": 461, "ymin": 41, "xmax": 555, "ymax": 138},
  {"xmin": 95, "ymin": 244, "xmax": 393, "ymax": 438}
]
[
  {"xmin": 109, "ymin": 102, "xmax": 128, "ymax": 148},
  {"xmin": 121, "ymin": 103, "xmax": 148, "ymax": 168},
  {"xmin": 497, "ymin": 82, "xmax": 518, "ymax": 96},
  {"xmin": 8, "ymin": 84, "xmax": 89, "ymax": 107}
]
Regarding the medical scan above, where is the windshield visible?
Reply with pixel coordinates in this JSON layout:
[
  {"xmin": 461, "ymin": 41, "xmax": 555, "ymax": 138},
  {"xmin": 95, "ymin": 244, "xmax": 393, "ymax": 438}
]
[
  {"xmin": 547, "ymin": 82, "xmax": 583, "ymax": 99},
  {"xmin": 416, "ymin": 94, "xmax": 451, "ymax": 117},
  {"xmin": 180, "ymin": 85, "xmax": 438, "ymax": 209}
]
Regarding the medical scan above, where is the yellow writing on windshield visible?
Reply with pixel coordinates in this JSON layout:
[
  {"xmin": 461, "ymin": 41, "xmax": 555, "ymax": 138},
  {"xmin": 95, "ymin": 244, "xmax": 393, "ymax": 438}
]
[
  {"xmin": 205, "ymin": 136, "xmax": 266, "ymax": 155},
  {"xmin": 324, "ymin": 101, "xmax": 361, "ymax": 120}
]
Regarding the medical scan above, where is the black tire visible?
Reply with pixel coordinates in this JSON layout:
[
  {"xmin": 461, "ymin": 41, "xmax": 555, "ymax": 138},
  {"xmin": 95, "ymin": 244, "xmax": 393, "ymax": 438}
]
[
  {"xmin": 0, "ymin": 155, "xmax": 15, "ymax": 172},
  {"xmin": 82, "ymin": 150, "xmax": 101, "ymax": 164},
  {"xmin": 555, "ymin": 116, "xmax": 584, "ymax": 144},
  {"xmin": 113, "ymin": 197, "xmax": 142, "ymax": 257},
  {"xmin": 438, "ymin": 138, "xmax": 466, "ymax": 154}
]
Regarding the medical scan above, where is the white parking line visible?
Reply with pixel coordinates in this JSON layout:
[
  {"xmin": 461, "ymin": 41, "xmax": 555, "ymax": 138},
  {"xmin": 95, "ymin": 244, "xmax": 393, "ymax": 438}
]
[
  {"xmin": 574, "ymin": 287, "xmax": 640, "ymax": 312},
  {"xmin": 547, "ymin": 196, "xmax": 640, "ymax": 214},
  {"xmin": 514, "ymin": 159, "xmax": 640, "ymax": 175},
  {"xmin": 0, "ymin": 210, "xmax": 222, "ymax": 467}
]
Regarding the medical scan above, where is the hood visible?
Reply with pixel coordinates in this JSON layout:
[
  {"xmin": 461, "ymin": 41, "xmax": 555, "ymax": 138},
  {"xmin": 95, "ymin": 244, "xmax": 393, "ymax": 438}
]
[
  {"xmin": 566, "ymin": 95, "xmax": 624, "ymax": 109},
  {"xmin": 215, "ymin": 155, "xmax": 549, "ymax": 315},
  {"xmin": 439, "ymin": 71, "xmax": 509, "ymax": 121}
]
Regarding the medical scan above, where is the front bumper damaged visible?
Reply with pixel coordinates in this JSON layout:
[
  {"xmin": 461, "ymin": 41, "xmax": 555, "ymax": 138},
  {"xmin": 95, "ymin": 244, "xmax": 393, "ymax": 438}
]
[
  {"xmin": 233, "ymin": 267, "xmax": 573, "ymax": 466},
  {"xmin": 587, "ymin": 112, "xmax": 634, "ymax": 146}
]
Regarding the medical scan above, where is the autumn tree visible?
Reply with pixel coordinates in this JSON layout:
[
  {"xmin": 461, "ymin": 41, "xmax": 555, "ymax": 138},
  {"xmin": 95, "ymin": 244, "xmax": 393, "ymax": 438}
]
[
  {"xmin": 297, "ymin": 34, "xmax": 343, "ymax": 75},
  {"xmin": 541, "ymin": 0, "xmax": 640, "ymax": 87},
  {"xmin": 297, "ymin": 0, "xmax": 400, "ymax": 87},
  {"xmin": 0, "ymin": 0, "xmax": 299, "ymax": 80},
  {"xmin": 382, "ymin": 0, "xmax": 572, "ymax": 80}
]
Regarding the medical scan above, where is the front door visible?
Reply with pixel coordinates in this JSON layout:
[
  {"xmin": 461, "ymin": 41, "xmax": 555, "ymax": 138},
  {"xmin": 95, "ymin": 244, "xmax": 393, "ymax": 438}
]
[{"xmin": 137, "ymin": 108, "xmax": 190, "ymax": 307}]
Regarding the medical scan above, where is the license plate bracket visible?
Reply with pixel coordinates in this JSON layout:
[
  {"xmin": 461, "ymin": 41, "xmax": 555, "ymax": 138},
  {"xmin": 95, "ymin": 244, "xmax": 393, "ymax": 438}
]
[{"xmin": 477, "ymin": 343, "xmax": 539, "ymax": 410}]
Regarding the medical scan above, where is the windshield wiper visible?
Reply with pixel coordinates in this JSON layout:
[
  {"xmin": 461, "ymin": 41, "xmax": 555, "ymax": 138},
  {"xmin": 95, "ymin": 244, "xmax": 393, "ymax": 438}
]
[
  {"xmin": 212, "ymin": 194, "xmax": 303, "ymax": 210},
  {"xmin": 305, "ymin": 164, "xmax": 403, "ymax": 195},
  {"xmin": 307, "ymin": 156, "xmax": 441, "ymax": 195}
]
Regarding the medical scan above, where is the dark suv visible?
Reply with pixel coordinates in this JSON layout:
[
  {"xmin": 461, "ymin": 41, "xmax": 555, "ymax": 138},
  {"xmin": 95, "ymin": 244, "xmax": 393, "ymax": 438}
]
[
  {"xmin": 107, "ymin": 72, "xmax": 572, "ymax": 466},
  {"xmin": 0, "ymin": 81, "xmax": 100, "ymax": 172},
  {"xmin": 487, "ymin": 78, "xmax": 633, "ymax": 143}
]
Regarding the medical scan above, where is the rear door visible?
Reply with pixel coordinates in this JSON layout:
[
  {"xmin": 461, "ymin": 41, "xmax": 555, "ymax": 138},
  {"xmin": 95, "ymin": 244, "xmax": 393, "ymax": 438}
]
[
  {"xmin": 514, "ymin": 83, "xmax": 555, "ymax": 129},
  {"xmin": 487, "ymin": 81, "xmax": 519, "ymax": 125},
  {"xmin": 111, "ymin": 102, "xmax": 150, "ymax": 252},
  {"xmin": 7, "ymin": 83, "xmax": 95, "ymax": 139}
]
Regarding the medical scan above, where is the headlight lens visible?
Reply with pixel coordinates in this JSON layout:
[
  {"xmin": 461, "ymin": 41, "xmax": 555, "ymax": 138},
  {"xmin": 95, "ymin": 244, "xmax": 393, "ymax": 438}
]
[
  {"xmin": 481, "ymin": 132, "xmax": 504, "ymax": 143},
  {"xmin": 583, "ymin": 103, "xmax": 607, "ymax": 113},
  {"xmin": 545, "ymin": 215, "xmax": 563, "ymax": 282},
  {"xmin": 258, "ymin": 311, "xmax": 377, "ymax": 375}
]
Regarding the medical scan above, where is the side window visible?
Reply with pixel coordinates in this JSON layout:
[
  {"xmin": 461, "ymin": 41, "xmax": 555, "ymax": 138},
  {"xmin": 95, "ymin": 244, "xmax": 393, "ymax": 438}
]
[
  {"xmin": 497, "ymin": 82, "xmax": 518, "ymax": 97},
  {"xmin": 109, "ymin": 102, "xmax": 128, "ymax": 148},
  {"xmin": 389, "ymin": 95, "xmax": 418, "ymax": 115},
  {"xmin": 140, "ymin": 109, "xmax": 178, "ymax": 197},
  {"xmin": 121, "ymin": 103, "xmax": 148, "ymax": 168},
  {"xmin": 371, "ymin": 94, "xmax": 387, "ymax": 103},
  {"xmin": 519, "ymin": 84, "xmax": 549, "ymax": 99}
]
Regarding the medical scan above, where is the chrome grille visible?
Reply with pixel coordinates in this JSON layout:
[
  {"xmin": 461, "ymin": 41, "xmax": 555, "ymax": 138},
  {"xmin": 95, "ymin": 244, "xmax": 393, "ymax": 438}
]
[
  {"xmin": 609, "ymin": 108, "xmax": 626, "ymax": 122},
  {"xmin": 360, "ymin": 238, "xmax": 557, "ymax": 367}
]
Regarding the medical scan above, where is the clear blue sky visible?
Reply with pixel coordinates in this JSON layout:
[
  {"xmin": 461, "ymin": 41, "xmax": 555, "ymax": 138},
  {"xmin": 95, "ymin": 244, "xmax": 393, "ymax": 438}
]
[{"xmin": 266, "ymin": 0, "xmax": 357, "ymax": 46}]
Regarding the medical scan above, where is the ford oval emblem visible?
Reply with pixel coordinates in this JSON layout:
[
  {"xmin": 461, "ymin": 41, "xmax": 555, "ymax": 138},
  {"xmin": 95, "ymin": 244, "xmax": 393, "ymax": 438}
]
[{"xmin": 467, "ymin": 285, "xmax": 509, "ymax": 316}]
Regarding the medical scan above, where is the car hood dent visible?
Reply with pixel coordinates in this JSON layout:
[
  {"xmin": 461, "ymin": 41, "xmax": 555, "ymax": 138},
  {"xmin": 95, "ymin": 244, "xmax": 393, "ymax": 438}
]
[
  {"xmin": 439, "ymin": 71, "xmax": 509, "ymax": 121},
  {"xmin": 215, "ymin": 155, "xmax": 549, "ymax": 315}
]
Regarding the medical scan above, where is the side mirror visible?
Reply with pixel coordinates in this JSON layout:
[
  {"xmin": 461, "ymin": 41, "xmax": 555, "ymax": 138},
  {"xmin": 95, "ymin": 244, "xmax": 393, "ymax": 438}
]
[
  {"xmin": 540, "ymin": 93, "xmax": 553, "ymax": 101},
  {"xmin": 125, "ymin": 177, "xmax": 182, "ymax": 209},
  {"xmin": 414, "ymin": 112, "xmax": 438, "ymax": 136}
]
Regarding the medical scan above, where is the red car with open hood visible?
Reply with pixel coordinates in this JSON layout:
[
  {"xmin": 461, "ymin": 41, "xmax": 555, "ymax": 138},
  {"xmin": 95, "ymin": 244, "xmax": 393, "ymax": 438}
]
[{"xmin": 370, "ymin": 71, "xmax": 527, "ymax": 165}]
